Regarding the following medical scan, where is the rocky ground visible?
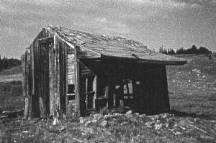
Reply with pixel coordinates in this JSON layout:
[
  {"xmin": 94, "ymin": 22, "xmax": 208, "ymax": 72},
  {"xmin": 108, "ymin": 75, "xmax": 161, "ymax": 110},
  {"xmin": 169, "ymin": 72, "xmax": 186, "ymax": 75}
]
[{"xmin": 1, "ymin": 111, "xmax": 216, "ymax": 143}]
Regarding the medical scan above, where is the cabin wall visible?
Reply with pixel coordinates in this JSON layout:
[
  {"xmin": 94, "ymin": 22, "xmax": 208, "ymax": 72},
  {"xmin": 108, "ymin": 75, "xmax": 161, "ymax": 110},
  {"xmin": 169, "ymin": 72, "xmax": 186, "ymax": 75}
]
[
  {"xmin": 24, "ymin": 29, "xmax": 80, "ymax": 118},
  {"xmin": 50, "ymin": 36, "xmax": 77, "ymax": 117},
  {"xmin": 24, "ymin": 29, "xmax": 59, "ymax": 118},
  {"xmin": 133, "ymin": 65, "xmax": 169, "ymax": 114},
  {"xmin": 30, "ymin": 28, "xmax": 53, "ymax": 117}
]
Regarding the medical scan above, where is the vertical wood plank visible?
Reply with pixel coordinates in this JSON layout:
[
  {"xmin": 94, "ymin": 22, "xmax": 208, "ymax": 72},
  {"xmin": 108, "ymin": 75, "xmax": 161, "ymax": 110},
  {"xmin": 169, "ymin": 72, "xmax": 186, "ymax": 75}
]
[
  {"xmin": 22, "ymin": 53, "xmax": 28, "ymax": 118},
  {"xmin": 54, "ymin": 35, "xmax": 60, "ymax": 117},
  {"xmin": 28, "ymin": 45, "xmax": 33, "ymax": 118},
  {"xmin": 74, "ymin": 46, "xmax": 80, "ymax": 116},
  {"xmin": 85, "ymin": 78, "xmax": 88, "ymax": 109},
  {"xmin": 32, "ymin": 40, "xmax": 40, "ymax": 117},
  {"xmin": 65, "ymin": 45, "xmax": 69, "ymax": 117},
  {"xmin": 59, "ymin": 42, "xmax": 67, "ymax": 115},
  {"xmin": 93, "ymin": 75, "xmax": 98, "ymax": 109},
  {"xmin": 49, "ymin": 43, "xmax": 55, "ymax": 116}
]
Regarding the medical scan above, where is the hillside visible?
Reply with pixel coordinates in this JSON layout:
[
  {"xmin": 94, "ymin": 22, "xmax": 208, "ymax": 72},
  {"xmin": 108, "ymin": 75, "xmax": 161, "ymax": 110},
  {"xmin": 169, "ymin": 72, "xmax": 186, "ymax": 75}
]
[
  {"xmin": 0, "ymin": 66, "xmax": 22, "ymax": 82},
  {"xmin": 167, "ymin": 55, "xmax": 216, "ymax": 120}
]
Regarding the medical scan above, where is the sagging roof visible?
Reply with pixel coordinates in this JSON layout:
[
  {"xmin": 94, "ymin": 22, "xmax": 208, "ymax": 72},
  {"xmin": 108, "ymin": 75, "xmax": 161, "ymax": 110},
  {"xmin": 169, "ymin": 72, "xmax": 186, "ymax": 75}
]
[{"xmin": 47, "ymin": 26, "xmax": 187, "ymax": 65}]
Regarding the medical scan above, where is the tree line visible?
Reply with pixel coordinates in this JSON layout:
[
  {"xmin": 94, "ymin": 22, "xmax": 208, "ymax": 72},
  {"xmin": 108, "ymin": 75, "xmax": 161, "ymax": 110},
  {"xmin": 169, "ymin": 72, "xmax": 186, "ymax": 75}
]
[
  {"xmin": 159, "ymin": 45, "xmax": 212, "ymax": 55},
  {"xmin": 0, "ymin": 56, "xmax": 21, "ymax": 71}
]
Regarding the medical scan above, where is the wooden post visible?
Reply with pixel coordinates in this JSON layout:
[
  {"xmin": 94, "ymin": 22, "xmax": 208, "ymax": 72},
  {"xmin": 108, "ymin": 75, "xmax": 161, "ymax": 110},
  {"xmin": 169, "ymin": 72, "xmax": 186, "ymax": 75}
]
[
  {"xmin": 54, "ymin": 35, "xmax": 61, "ymax": 117},
  {"xmin": 49, "ymin": 43, "xmax": 55, "ymax": 117},
  {"xmin": 74, "ymin": 46, "xmax": 80, "ymax": 116},
  {"xmin": 32, "ymin": 40, "xmax": 40, "ymax": 117},
  {"xmin": 22, "ymin": 53, "xmax": 29, "ymax": 119},
  {"xmin": 93, "ymin": 75, "xmax": 98, "ymax": 109},
  {"xmin": 104, "ymin": 85, "xmax": 109, "ymax": 108},
  {"xmin": 85, "ymin": 78, "xmax": 88, "ymax": 109}
]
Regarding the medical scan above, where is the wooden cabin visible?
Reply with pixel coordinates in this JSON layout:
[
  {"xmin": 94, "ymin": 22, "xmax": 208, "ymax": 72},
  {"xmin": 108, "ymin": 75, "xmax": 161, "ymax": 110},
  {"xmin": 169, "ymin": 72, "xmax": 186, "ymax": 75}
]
[{"xmin": 22, "ymin": 26, "xmax": 186, "ymax": 118}]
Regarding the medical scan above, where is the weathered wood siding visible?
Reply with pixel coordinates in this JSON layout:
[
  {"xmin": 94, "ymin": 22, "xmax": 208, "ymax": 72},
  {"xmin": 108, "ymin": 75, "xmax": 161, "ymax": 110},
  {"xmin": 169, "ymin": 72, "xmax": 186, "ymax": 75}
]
[
  {"xmin": 29, "ymin": 28, "xmax": 54, "ymax": 118},
  {"xmin": 22, "ymin": 51, "xmax": 31, "ymax": 118}
]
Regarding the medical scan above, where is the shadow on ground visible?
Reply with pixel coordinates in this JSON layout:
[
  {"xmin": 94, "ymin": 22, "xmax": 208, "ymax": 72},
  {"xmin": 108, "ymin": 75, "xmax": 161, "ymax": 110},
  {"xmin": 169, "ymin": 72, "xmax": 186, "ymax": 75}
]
[{"xmin": 169, "ymin": 109, "xmax": 215, "ymax": 120}]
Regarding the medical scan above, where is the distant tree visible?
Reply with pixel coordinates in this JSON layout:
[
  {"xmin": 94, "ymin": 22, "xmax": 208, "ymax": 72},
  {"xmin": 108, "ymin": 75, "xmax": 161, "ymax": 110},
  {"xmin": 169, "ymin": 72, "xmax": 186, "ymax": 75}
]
[
  {"xmin": 159, "ymin": 45, "xmax": 212, "ymax": 55},
  {"xmin": 197, "ymin": 46, "xmax": 212, "ymax": 54},
  {"xmin": 188, "ymin": 45, "xmax": 198, "ymax": 54},
  {"xmin": 175, "ymin": 45, "xmax": 212, "ymax": 55},
  {"xmin": 159, "ymin": 46, "xmax": 168, "ymax": 54},
  {"xmin": 0, "ymin": 56, "xmax": 21, "ymax": 72},
  {"xmin": 176, "ymin": 47, "xmax": 185, "ymax": 54},
  {"xmin": 167, "ymin": 49, "xmax": 175, "ymax": 55}
]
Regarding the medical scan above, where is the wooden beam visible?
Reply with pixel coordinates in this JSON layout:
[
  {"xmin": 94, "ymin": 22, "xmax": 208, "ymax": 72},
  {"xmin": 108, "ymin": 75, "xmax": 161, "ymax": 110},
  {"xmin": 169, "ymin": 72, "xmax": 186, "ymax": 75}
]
[
  {"xmin": 101, "ymin": 55, "xmax": 187, "ymax": 65},
  {"xmin": 38, "ymin": 37, "xmax": 53, "ymax": 44}
]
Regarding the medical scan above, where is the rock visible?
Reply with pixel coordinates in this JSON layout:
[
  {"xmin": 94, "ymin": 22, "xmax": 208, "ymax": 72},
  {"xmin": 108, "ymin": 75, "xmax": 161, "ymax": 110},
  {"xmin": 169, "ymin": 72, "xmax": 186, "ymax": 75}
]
[
  {"xmin": 100, "ymin": 120, "xmax": 108, "ymax": 127},
  {"xmin": 192, "ymin": 68, "xmax": 201, "ymax": 74},
  {"xmin": 165, "ymin": 123, "xmax": 169, "ymax": 128},
  {"xmin": 200, "ymin": 135, "xmax": 215, "ymax": 140},
  {"xmin": 92, "ymin": 119, "xmax": 97, "ymax": 123},
  {"xmin": 104, "ymin": 114, "xmax": 112, "ymax": 119},
  {"xmin": 79, "ymin": 117, "xmax": 85, "ymax": 124},
  {"xmin": 154, "ymin": 123, "xmax": 162, "ymax": 130},
  {"xmin": 125, "ymin": 110, "xmax": 133, "ymax": 118},
  {"xmin": 173, "ymin": 131, "xmax": 181, "ymax": 135},
  {"xmin": 121, "ymin": 121, "xmax": 128, "ymax": 126},
  {"xmin": 139, "ymin": 114, "xmax": 146, "ymax": 118},
  {"xmin": 53, "ymin": 117, "xmax": 59, "ymax": 125},
  {"xmin": 114, "ymin": 113, "xmax": 121, "ymax": 116},
  {"xmin": 22, "ymin": 130, "xmax": 29, "ymax": 133},
  {"xmin": 145, "ymin": 121, "xmax": 154, "ymax": 128},
  {"xmin": 93, "ymin": 113, "xmax": 103, "ymax": 120},
  {"xmin": 126, "ymin": 110, "xmax": 132, "ymax": 115},
  {"xmin": 84, "ymin": 120, "xmax": 92, "ymax": 126}
]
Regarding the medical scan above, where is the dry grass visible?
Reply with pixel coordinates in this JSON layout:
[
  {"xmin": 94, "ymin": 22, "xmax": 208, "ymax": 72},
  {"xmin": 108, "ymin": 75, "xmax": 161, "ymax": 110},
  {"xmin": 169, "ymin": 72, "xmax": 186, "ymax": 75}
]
[
  {"xmin": 0, "ymin": 81, "xmax": 23, "ymax": 111},
  {"xmin": 167, "ymin": 54, "xmax": 216, "ymax": 120},
  {"xmin": 1, "ymin": 113, "xmax": 216, "ymax": 143}
]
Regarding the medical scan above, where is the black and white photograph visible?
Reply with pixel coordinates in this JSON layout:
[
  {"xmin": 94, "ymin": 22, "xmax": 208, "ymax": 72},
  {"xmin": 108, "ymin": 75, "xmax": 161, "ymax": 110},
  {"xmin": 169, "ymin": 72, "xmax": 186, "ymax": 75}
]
[{"xmin": 0, "ymin": 0, "xmax": 216, "ymax": 142}]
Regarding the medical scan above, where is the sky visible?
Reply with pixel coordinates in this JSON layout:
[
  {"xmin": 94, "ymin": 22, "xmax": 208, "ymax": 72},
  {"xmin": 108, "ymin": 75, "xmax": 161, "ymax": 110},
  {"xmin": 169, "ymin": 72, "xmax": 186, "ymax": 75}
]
[{"xmin": 0, "ymin": 0, "xmax": 216, "ymax": 58}]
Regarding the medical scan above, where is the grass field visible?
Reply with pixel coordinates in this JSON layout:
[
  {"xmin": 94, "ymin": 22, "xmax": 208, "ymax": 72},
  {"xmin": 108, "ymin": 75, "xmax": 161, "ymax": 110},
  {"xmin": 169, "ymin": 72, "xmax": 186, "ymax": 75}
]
[
  {"xmin": 0, "ymin": 55, "xmax": 216, "ymax": 143},
  {"xmin": 167, "ymin": 54, "xmax": 216, "ymax": 120},
  {"xmin": 0, "ymin": 66, "xmax": 23, "ymax": 111}
]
